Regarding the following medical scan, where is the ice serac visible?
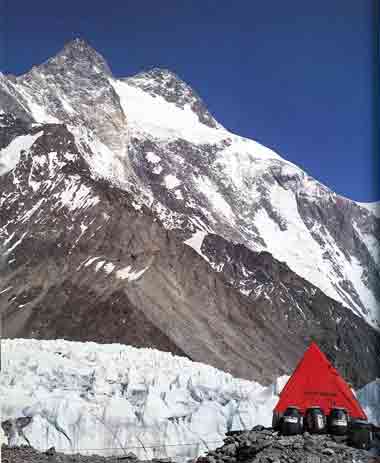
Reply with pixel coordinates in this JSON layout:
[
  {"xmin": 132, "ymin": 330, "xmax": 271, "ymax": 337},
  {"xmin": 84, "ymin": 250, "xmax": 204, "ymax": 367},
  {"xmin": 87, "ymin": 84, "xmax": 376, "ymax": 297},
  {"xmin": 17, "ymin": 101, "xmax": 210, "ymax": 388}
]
[
  {"xmin": 0, "ymin": 40, "xmax": 379, "ymax": 388},
  {"xmin": 0, "ymin": 339, "xmax": 376, "ymax": 459},
  {"xmin": 357, "ymin": 378, "xmax": 380, "ymax": 426},
  {"xmin": 0, "ymin": 339, "xmax": 283, "ymax": 458}
]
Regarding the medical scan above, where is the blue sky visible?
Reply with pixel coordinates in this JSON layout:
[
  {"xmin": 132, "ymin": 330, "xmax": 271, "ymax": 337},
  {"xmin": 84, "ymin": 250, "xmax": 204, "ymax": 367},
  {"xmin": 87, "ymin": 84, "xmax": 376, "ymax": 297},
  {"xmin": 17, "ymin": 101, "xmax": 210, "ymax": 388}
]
[{"xmin": 2, "ymin": 0, "xmax": 378, "ymax": 201}]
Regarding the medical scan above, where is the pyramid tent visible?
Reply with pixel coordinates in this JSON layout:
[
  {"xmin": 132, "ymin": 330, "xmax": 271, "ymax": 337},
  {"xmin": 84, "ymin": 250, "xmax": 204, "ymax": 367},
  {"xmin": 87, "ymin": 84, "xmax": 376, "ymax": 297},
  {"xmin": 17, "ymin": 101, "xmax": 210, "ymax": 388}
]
[{"xmin": 274, "ymin": 342, "xmax": 367, "ymax": 419}]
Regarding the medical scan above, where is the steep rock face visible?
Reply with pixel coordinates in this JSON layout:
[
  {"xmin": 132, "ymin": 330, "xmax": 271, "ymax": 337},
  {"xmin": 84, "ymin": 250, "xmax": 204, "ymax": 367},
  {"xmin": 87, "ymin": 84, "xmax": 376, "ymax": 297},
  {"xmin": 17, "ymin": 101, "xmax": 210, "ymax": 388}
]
[
  {"xmin": 0, "ymin": 124, "xmax": 379, "ymax": 387},
  {"xmin": 0, "ymin": 113, "xmax": 32, "ymax": 150},
  {"xmin": 0, "ymin": 39, "xmax": 130, "ymax": 173},
  {"xmin": 0, "ymin": 74, "xmax": 34, "ymax": 123}
]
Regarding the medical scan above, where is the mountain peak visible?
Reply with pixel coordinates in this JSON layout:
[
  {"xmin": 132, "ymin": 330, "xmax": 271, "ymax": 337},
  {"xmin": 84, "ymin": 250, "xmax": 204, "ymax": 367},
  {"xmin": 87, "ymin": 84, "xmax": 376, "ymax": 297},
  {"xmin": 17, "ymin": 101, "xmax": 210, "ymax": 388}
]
[
  {"xmin": 55, "ymin": 38, "xmax": 112, "ymax": 75},
  {"xmin": 65, "ymin": 37, "xmax": 89, "ymax": 47},
  {"xmin": 61, "ymin": 37, "xmax": 97, "ymax": 56},
  {"xmin": 19, "ymin": 38, "xmax": 112, "ymax": 81},
  {"xmin": 124, "ymin": 67, "xmax": 219, "ymax": 128},
  {"xmin": 140, "ymin": 67, "xmax": 183, "ymax": 81}
]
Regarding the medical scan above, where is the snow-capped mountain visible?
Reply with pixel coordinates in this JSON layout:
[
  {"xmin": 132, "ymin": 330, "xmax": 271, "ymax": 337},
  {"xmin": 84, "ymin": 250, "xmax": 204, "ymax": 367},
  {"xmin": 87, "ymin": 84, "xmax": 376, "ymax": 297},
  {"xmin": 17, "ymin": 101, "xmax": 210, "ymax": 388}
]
[
  {"xmin": 0, "ymin": 39, "xmax": 379, "ymax": 388},
  {"xmin": 114, "ymin": 73, "xmax": 380, "ymax": 329}
]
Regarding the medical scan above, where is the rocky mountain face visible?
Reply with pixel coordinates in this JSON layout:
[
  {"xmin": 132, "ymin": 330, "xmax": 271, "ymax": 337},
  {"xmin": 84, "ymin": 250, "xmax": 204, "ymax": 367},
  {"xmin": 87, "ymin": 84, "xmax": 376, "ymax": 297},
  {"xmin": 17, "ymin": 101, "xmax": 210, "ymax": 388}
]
[{"xmin": 0, "ymin": 39, "xmax": 379, "ymax": 387}]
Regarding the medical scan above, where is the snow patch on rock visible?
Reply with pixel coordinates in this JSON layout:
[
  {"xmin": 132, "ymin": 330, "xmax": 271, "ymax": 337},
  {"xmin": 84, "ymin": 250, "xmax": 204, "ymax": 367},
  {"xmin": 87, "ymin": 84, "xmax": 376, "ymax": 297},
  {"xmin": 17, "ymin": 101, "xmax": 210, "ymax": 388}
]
[
  {"xmin": 116, "ymin": 265, "xmax": 149, "ymax": 281},
  {"xmin": 164, "ymin": 174, "xmax": 181, "ymax": 190},
  {"xmin": 0, "ymin": 132, "xmax": 43, "ymax": 176},
  {"xmin": 145, "ymin": 151, "xmax": 161, "ymax": 164},
  {"xmin": 185, "ymin": 231, "xmax": 209, "ymax": 260}
]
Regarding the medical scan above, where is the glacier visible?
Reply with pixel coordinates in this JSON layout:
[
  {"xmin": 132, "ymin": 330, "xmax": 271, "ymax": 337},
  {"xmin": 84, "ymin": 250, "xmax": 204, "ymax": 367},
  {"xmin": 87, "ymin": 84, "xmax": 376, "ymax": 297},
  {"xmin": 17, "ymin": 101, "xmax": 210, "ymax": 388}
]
[
  {"xmin": 1, "ymin": 339, "xmax": 378, "ymax": 459},
  {"xmin": 0, "ymin": 338, "xmax": 288, "ymax": 459},
  {"xmin": 357, "ymin": 378, "xmax": 380, "ymax": 427}
]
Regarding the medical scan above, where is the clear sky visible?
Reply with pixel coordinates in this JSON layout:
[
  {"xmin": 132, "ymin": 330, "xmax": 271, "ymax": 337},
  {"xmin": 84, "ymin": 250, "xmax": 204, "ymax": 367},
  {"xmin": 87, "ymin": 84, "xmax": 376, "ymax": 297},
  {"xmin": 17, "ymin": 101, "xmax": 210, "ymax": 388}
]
[{"xmin": 2, "ymin": 0, "xmax": 378, "ymax": 201}]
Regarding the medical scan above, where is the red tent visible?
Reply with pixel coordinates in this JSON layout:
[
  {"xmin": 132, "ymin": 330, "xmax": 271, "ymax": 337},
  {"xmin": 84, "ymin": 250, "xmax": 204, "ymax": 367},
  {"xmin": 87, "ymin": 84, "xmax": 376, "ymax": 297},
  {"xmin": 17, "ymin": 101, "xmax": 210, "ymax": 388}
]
[{"xmin": 274, "ymin": 342, "xmax": 367, "ymax": 419}]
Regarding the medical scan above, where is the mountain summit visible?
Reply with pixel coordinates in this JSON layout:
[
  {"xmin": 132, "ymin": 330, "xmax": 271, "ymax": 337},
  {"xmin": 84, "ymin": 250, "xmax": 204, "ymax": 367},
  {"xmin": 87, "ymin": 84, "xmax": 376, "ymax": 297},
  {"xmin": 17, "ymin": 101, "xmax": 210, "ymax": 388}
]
[
  {"xmin": 0, "ymin": 41, "xmax": 379, "ymax": 387},
  {"xmin": 124, "ymin": 67, "xmax": 219, "ymax": 128},
  {"xmin": 22, "ymin": 38, "xmax": 113, "ymax": 79}
]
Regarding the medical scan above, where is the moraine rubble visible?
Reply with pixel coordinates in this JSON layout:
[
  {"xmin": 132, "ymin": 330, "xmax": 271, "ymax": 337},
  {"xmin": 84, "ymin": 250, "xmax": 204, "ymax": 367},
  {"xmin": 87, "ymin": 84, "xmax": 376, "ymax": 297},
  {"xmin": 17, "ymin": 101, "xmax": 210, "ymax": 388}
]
[
  {"xmin": 2, "ymin": 427, "xmax": 380, "ymax": 463},
  {"xmin": 198, "ymin": 427, "xmax": 380, "ymax": 463}
]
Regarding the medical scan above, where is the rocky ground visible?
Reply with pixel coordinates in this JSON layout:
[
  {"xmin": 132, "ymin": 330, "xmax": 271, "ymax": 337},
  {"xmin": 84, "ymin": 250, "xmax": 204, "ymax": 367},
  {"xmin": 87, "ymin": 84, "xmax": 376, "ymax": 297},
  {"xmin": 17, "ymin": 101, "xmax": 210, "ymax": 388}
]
[
  {"xmin": 198, "ymin": 427, "xmax": 380, "ymax": 463},
  {"xmin": 1, "ymin": 445, "xmax": 147, "ymax": 463},
  {"xmin": 2, "ymin": 428, "xmax": 380, "ymax": 463}
]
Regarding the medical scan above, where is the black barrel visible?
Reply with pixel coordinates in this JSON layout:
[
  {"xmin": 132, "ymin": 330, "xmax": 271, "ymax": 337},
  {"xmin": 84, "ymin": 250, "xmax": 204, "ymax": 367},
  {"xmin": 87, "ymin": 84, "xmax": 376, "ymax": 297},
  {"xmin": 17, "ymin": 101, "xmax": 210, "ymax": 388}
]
[
  {"xmin": 348, "ymin": 420, "xmax": 373, "ymax": 450},
  {"xmin": 327, "ymin": 407, "xmax": 349, "ymax": 436},
  {"xmin": 272, "ymin": 410, "xmax": 282, "ymax": 430},
  {"xmin": 280, "ymin": 406, "xmax": 302, "ymax": 435},
  {"xmin": 304, "ymin": 406, "xmax": 326, "ymax": 434}
]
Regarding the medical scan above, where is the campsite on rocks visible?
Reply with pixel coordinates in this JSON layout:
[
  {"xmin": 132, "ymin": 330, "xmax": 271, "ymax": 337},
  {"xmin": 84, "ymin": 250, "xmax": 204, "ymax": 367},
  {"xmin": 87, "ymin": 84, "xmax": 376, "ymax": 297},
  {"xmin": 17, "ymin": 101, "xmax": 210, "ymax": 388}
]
[{"xmin": 1, "ymin": 23, "xmax": 379, "ymax": 463}]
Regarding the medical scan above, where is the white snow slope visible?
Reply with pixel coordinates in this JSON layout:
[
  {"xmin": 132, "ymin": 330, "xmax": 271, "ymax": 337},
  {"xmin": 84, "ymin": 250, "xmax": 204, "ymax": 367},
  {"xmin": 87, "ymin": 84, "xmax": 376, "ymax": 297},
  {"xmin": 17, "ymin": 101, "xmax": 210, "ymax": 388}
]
[{"xmin": 0, "ymin": 339, "xmax": 288, "ymax": 459}]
